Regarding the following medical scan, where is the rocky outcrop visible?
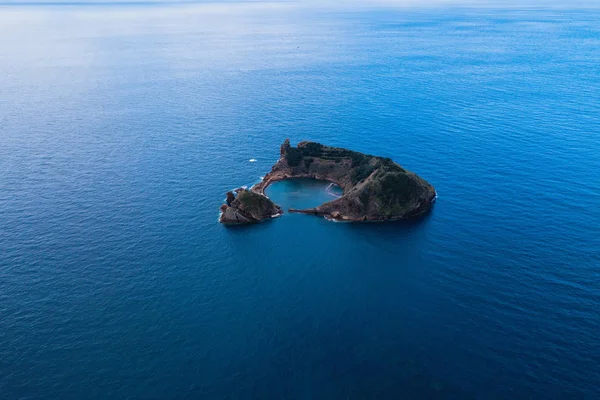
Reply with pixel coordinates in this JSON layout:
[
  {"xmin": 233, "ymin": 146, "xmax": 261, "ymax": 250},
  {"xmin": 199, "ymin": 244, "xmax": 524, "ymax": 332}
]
[
  {"xmin": 226, "ymin": 191, "xmax": 235, "ymax": 206},
  {"xmin": 251, "ymin": 139, "xmax": 436, "ymax": 222},
  {"xmin": 219, "ymin": 188, "xmax": 282, "ymax": 225}
]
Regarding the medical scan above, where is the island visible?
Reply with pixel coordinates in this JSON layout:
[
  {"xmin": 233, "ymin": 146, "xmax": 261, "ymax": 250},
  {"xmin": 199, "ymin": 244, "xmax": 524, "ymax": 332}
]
[
  {"xmin": 219, "ymin": 139, "xmax": 436, "ymax": 224},
  {"xmin": 219, "ymin": 188, "xmax": 283, "ymax": 224}
]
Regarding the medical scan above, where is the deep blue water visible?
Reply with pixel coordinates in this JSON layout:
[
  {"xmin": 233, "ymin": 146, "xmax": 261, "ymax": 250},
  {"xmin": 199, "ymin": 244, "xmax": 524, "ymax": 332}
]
[{"xmin": 1, "ymin": 3, "xmax": 600, "ymax": 399}]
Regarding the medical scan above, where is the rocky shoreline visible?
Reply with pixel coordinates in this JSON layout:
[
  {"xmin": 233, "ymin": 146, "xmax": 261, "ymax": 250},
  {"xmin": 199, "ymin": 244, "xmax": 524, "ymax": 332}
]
[
  {"xmin": 219, "ymin": 188, "xmax": 282, "ymax": 225},
  {"xmin": 220, "ymin": 139, "xmax": 436, "ymax": 224}
]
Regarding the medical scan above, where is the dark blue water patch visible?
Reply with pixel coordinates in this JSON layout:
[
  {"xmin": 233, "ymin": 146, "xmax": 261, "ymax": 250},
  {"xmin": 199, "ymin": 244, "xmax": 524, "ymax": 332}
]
[
  {"xmin": 266, "ymin": 178, "xmax": 343, "ymax": 211},
  {"xmin": 1, "ymin": 4, "xmax": 600, "ymax": 400}
]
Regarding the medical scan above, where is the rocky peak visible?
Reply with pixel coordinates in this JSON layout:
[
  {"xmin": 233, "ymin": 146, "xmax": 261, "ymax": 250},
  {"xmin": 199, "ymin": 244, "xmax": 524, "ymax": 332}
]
[
  {"xmin": 226, "ymin": 191, "xmax": 235, "ymax": 206},
  {"xmin": 280, "ymin": 138, "xmax": 291, "ymax": 158}
]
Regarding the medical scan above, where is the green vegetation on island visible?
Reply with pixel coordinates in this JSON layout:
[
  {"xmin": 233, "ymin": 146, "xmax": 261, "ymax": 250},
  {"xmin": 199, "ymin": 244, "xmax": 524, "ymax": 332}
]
[
  {"xmin": 219, "ymin": 188, "xmax": 282, "ymax": 225},
  {"xmin": 220, "ymin": 139, "xmax": 435, "ymax": 224}
]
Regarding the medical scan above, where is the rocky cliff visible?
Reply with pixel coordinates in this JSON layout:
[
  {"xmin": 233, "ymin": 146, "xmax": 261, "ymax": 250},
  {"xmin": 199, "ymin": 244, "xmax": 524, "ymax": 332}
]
[
  {"xmin": 219, "ymin": 188, "xmax": 282, "ymax": 224},
  {"xmin": 251, "ymin": 139, "xmax": 436, "ymax": 222}
]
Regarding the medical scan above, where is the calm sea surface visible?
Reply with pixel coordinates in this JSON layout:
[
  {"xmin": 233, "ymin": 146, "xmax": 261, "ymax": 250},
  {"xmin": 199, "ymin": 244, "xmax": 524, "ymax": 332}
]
[{"xmin": 1, "ymin": 3, "xmax": 599, "ymax": 399}]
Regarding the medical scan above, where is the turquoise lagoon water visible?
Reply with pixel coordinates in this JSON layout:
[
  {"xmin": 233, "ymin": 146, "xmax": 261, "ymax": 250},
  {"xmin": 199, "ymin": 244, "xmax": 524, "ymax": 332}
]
[
  {"xmin": 266, "ymin": 179, "xmax": 343, "ymax": 211},
  {"xmin": 1, "ymin": 2, "xmax": 599, "ymax": 399}
]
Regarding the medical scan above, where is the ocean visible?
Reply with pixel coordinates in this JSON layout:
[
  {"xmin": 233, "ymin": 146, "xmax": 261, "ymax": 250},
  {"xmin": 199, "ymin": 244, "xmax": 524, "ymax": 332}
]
[{"xmin": 1, "ymin": 2, "xmax": 599, "ymax": 399}]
